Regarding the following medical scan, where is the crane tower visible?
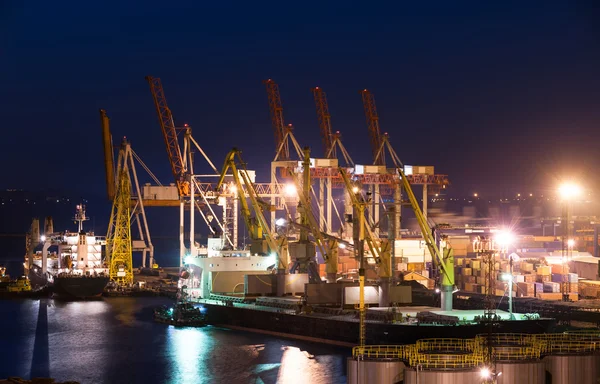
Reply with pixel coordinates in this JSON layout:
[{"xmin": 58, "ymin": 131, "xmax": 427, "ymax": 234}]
[{"xmin": 107, "ymin": 161, "xmax": 134, "ymax": 285}]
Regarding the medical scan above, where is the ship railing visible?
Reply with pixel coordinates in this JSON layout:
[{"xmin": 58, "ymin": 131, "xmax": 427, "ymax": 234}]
[{"xmin": 352, "ymin": 345, "xmax": 412, "ymax": 360}]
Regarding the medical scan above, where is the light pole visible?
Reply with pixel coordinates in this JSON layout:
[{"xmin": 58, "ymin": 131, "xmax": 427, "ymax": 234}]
[
  {"xmin": 558, "ymin": 183, "xmax": 581, "ymax": 302},
  {"xmin": 496, "ymin": 230, "xmax": 515, "ymax": 320}
]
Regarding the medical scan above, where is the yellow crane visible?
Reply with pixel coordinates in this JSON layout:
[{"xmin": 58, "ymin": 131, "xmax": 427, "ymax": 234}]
[
  {"xmin": 215, "ymin": 149, "xmax": 288, "ymax": 273},
  {"xmin": 107, "ymin": 155, "xmax": 134, "ymax": 285},
  {"xmin": 287, "ymin": 148, "xmax": 340, "ymax": 283},
  {"xmin": 339, "ymin": 168, "xmax": 392, "ymax": 347},
  {"xmin": 377, "ymin": 137, "xmax": 455, "ymax": 311}
]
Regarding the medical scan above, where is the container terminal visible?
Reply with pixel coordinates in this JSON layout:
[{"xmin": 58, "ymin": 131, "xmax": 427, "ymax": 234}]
[{"xmin": 13, "ymin": 77, "xmax": 600, "ymax": 383}]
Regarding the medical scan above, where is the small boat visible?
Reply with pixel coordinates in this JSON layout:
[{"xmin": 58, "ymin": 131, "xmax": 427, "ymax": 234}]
[
  {"xmin": 154, "ymin": 302, "xmax": 207, "ymax": 327},
  {"xmin": 0, "ymin": 275, "xmax": 53, "ymax": 299}
]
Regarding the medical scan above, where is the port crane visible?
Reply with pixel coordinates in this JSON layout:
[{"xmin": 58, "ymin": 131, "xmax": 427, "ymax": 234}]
[
  {"xmin": 146, "ymin": 76, "xmax": 235, "ymax": 263},
  {"xmin": 145, "ymin": 76, "xmax": 190, "ymax": 198},
  {"xmin": 378, "ymin": 135, "xmax": 456, "ymax": 311},
  {"xmin": 338, "ymin": 167, "xmax": 390, "ymax": 347},
  {"xmin": 107, "ymin": 147, "xmax": 134, "ymax": 285},
  {"xmin": 216, "ymin": 149, "xmax": 288, "ymax": 279},
  {"xmin": 100, "ymin": 110, "xmax": 154, "ymax": 268},
  {"xmin": 284, "ymin": 147, "xmax": 341, "ymax": 283}
]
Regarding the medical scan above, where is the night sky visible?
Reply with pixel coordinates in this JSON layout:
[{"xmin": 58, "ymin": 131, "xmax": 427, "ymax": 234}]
[{"xmin": 1, "ymin": 1, "xmax": 599, "ymax": 198}]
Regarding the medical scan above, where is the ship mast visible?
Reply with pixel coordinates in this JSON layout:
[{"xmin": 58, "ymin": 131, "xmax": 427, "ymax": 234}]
[{"xmin": 74, "ymin": 204, "xmax": 88, "ymax": 232}]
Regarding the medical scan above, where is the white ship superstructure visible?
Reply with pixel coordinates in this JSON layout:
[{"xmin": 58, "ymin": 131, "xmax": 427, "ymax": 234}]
[
  {"xmin": 184, "ymin": 237, "xmax": 277, "ymax": 298},
  {"xmin": 25, "ymin": 205, "xmax": 108, "ymax": 285}
]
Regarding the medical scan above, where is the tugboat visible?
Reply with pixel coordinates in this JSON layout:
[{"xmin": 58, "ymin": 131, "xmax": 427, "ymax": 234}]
[
  {"xmin": 154, "ymin": 286, "xmax": 206, "ymax": 327},
  {"xmin": 154, "ymin": 301, "xmax": 207, "ymax": 327},
  {"xmin": 24, "ymin": 205, "xmax": 110, "ymax": 299},
  {"xmin": 0, "ymin": 271, "xmax": 52, "ymax": 299}
]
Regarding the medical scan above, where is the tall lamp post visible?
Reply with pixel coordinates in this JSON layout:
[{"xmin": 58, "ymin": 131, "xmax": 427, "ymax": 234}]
[
  {"xmin": 497, "ymin": 230, "xmax": 515, "ymax": 320},
  {"xmin": 558, "ymin": 183, "xmax": 581, "ymax": 302}
]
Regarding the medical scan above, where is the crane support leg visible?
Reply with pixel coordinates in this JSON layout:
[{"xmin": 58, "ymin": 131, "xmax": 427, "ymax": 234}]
[
  {"xmin": 440, "ymin": 246, "xmax": 455, "ymax": 311},
  {"xmin": 378, "ymin": 239, "xmax": 392, "ymax": 306},
  {"xmin": 423, "ymin": 184, "xmax": 428, "ymax": 221},
  {"xmin": 394, "ymin": 184, "xmax": 402, "ymax": 239},
  {"xmin": 325, "ymin": 239, "xmax": 339, "ymax": 283},
  {"xmin": 179, "ymin": 201, "xmax": 185, "ymax": 267}
]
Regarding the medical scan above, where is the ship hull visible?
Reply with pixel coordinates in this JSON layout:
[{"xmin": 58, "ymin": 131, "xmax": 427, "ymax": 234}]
[
  {"xmin": 203, "ymin": 303, "xmax": 556, "ymax": 346},
  {"xmin": 53, "ymin": 276, "xmax": 109, "ymax": 299}
]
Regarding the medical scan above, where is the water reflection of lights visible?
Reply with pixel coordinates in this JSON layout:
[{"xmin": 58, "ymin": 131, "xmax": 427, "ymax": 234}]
[
  {"xmin": 276, "ymin": 346, "xmax": 322, "ymax": 383},
  {"xmin": 167, "ymin": 327, "xmax": 213, "ymax": 384}
]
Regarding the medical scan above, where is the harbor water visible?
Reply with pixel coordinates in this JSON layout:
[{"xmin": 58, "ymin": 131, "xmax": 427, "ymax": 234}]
[{"xmin": 0, "ymin": 297, "xmax": 349, "ymax": 384}]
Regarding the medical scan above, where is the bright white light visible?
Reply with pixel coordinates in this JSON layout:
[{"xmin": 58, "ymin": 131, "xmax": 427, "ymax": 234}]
[
  {"xmin": 184, "ymin": 256, "xmax": 193, "ymax": 265},
  {"xmin": 275, "ymin": 218, "xmax": 287, "ymax": 226},
  {"xmin": 435, "ymin": 288, "xmax": 440, "ymax": 293},
  {"xmin": 352, "ymin": 186, "xmax": 359, "ymax": 193},
  {"xmin": 40, "ymin": 235, "xmax": 46, "ymax": 242},
  {"xmin": 269, "ymin": 252, "xmax": 277, "ymax": 259},
  {"xmin": 480, "ymin": 367, "xmax": 491, "ymax": 379},
  {"xmin": 284, "ymin": 183, "xmax": 297, "ymax": 197},
  {"xmin": 338, "ymin": 243, "xmax": 346, "ymax": 249},
  {"xmin": 495, "ymin": 230, "xmax": 515, "ymax": 247},
  {"xmin": 229, "ymin": 184, "xmax": 237, "ymax": 194},
  {"xmin": 559, "ymin": 183, "xmax": 582, "ymax": 200},
  {"xmin": 501, "ymin": 273, "xmax": 512, "ymax": 281},
  {"xmin": 567, "ymin": 239, "xmax": 575, "ymax": 247}
]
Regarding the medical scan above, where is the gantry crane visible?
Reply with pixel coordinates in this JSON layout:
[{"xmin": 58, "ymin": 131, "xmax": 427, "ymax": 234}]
[
  {"xmin": 100, "ymin": 109, "xmax": 116, "ymax": 201},
  {"xmin": 100, "ymin": 110, "xmax": 154, "ymax": 268},
  {"xmin": 312, "ymin": 87, "xmax": 335, "ymax": 159},
  {"xmin": 378, "ymin": 137, "xmax": 456, "ymax": 311},
  {"xmin": 216, "ymin": 148, "xmax": 288, "ymax": 275},
  {"xmin": 339, "ymin": 167, "xmax": 391, "ymax": 347},
  {"xmin": 146, "ymin": 76, "xmax": 190, "ymax": 197},
  {"xmin": 287, "ymin": 147, "xmax": 341, "ymax": 283},
  {"xmin": 264, "ymin": 79, "xmax": 305, "ymax": 234},
  {"xmin": 107, "ymin": 153, "xmax": 134, "ymax": 285},
  {"xmin": 311, "ymin": 86, "xmax": 338, "ymax": 232},
  {"xmin": 360, "ymin": 89, "xmax": 385, "ymax": 166},
  {"xmin": 264, "ymin": 79, "xmax": 289, "ymax": 162}
]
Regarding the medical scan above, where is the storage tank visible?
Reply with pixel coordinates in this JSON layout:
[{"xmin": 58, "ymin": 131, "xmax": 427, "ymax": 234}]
[
  {"xmin": 544, "ymin": 354, "xmax": 600, "ymax": 384},
  {"xmin": 496, "ymin": 361, "xmax": 545, "ymax": 384},
  {"xmin": 404, "ymin": 368, "xmax": 481, "ymax": 384},
  {"xmin": 347, "ymin": 358, "xmax": 404, "ymax": 384}
]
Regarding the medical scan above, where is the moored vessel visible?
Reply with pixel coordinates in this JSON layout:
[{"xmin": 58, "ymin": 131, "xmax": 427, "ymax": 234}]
[
  {"xmin": 154, "ymin": 301, "xmax": 207, "ymax": 327},
  {"xmin": 24, "ymin": 205, "xmax": 110, "ymax": 299}
]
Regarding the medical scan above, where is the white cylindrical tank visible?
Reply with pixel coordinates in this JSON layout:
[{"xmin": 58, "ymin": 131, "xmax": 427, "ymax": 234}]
[
  {"xmin": 544, "ymin": 354, "xmax": 600, "ymax": 384},
  {"xmin": 404, "ymin": 368, "xmax": 481, "ymax": 384},
  {"xmin": 496, "ymin": 361, "xmax": 545, "ymax": 384},
  {"xmin": 347, "ymin": 358, "xmax": 404, "ymax": 384}
]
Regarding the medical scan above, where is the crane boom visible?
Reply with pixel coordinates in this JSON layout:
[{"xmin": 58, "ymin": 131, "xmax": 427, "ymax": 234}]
[
  {"xmin": 145, "ymin": 76, "xmax": 189, "ymax": 196},
  {"xmin": 312, "ymin": 87, "xmax": 335, "ymax": 159},
  {"xmin": 360, "ymin": 89, "xmax": 385, "ymax": 166},
  {"xmin": 100, "ymin": 109, "xmax": 115, "ymax": 201},
  {"xmin": 338, "ymin": 169, "xmax": 385, "ymax": 265},
  {"xmin": 264, "ymin": 79, "xmax": 289, "ymax": 161},
  {"xmin": 216, "ymin": 149, "xmax": 286, "ymax": 270}
]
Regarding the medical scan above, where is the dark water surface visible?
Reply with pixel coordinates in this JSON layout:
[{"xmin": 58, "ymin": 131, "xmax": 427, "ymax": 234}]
[{"xmin": 0, "ymin": 297, "xmax": 349, "ymax": 384}]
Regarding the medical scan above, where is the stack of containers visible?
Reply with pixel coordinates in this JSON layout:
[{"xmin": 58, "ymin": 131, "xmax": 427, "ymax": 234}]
[
  {"xmin": 536, "ymin": 265, "xmax": 551, "ymax": 283},
  {"xmin": 580, "ymin": 279, "xmax": 600, "ymax": 298},
  {"xmin": 543, "ymin": 282, "xmax": 561, "ymax": 293},
  {"xmin": 534, "ymin": 282, "xmax": 544, "ymax": 294},
  {"xmin": 567, "ymin": 272, "xmax": 578, "ymax": 299},
  {"xmin": 516, "ymin": 281, "xmax": 535, "ymax": 297}
]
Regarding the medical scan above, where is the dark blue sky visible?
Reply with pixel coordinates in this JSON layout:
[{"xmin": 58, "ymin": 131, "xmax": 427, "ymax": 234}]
[{"xmin": 1, "ymin": 1, "xmax": 599, "ymax": 197}]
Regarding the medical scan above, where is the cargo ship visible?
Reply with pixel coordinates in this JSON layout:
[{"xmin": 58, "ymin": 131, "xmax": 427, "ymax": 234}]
[
  {"xmin": 179, "ymin": 238, "xmax": 556, "ymax": 346},
  {"xmin": 24, "ymin": 205, "xmax": 109, "ymax": 299}
]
